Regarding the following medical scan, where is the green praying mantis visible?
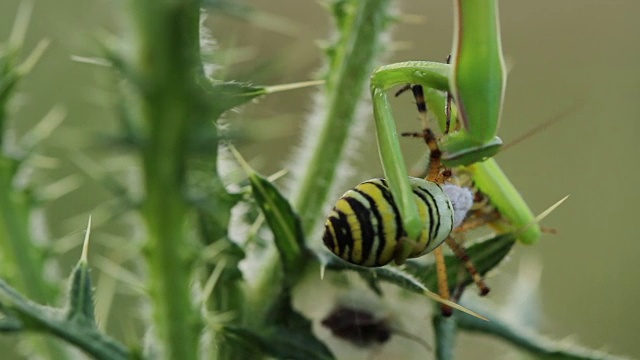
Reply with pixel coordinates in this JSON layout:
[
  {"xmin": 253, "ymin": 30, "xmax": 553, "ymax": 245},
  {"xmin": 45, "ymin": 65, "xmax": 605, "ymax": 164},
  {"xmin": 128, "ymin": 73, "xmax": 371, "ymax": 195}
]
[
  {"xmin": 370, "ymin": 0, "xmax": 541, "ymax": 253},
  {"xmin": 322, "ymin": 0, "xmax": 563, "ymax": 315}
]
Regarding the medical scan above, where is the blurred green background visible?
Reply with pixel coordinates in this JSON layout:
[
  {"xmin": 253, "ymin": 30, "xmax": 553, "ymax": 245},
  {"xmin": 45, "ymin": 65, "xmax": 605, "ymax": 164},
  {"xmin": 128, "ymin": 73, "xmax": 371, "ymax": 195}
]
[{"xmin": 0, "ymin": 0, "xmax": 638, "ymax": 359}]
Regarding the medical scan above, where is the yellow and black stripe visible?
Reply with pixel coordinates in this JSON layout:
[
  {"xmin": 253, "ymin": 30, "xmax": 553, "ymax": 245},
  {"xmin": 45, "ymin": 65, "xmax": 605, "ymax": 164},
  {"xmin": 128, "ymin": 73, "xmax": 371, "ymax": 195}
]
[{"xmin": 323, "ymin": 178, "xmax": 454, "ymax": 267}]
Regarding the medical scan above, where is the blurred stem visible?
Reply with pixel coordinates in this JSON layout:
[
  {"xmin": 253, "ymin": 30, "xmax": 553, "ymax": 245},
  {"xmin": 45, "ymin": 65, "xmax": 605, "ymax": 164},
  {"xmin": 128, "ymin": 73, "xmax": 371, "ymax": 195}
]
[
  {"xmin": 291, "ymin": 0, "xmax": 391, "ymax": 234},
  {"xmin": 247, "ymin": 0, "xmax": 392, "ymax": 340},
  {"xmin": 0, "ymin": 4, "xmax": 51, "ymax": 307},
  {"xmin": 433, "ymin": 313, "xmax": 458, "ymax": 360},
  {"xmin": 0, "ymin": 7, "xmax": 69, "ymax": 357},
  {"xmin": 0, "ymin": 169, "xmax": 69, "ymax": 360},
  {"xmin": 129, "ymin": 0, "xmax": 204, "ymax": 358},
  {"xmin": 0, "ymin": 170, "xmax": 48, "ymax": 311},
  {"xmin": 242, "ymin": 2, "xmax": 393, "ymax": 353}
]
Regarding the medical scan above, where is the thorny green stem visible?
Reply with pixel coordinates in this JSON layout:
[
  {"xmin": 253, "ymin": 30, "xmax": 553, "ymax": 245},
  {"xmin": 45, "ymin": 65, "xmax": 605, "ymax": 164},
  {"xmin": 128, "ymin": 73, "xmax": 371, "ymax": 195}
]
[
  {"xmin": 129, "ymin": 0, "xmax": 205, "ymax": 358},
  {"xmin": 291, "ymin": 0, "xmax": 392, "ymax": 235},
  {"xmin": 248, "ymin": 0, "xmax": 392, "ymax": 344},
  {"xmin": 0, "ymin": 278, "xmax": 128, "ymax": 360}
]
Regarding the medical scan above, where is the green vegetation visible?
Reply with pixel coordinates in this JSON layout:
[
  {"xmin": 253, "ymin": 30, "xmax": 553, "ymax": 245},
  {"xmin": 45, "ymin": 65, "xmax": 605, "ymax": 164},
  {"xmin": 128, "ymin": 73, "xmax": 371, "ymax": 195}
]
[{"xmin": 0, "ymin": 1, "xmax": 633, "ymax": 359}]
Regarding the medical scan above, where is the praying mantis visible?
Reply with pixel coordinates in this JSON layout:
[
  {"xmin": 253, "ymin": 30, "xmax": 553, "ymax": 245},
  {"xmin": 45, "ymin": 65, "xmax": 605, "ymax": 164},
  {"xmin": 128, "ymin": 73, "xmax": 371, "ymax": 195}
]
[
  {"xmin": 370, "ymin": 0, "xmax": 540, "ymax": 247},
  {"xmin": 323, "ymin": 0, "xmax": 547, "ymax": 315}
]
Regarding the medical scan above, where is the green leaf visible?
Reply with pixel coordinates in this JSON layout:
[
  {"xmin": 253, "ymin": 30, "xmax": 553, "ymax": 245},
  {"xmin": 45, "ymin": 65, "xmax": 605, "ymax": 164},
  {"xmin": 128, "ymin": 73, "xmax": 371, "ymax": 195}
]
[
  {"xmin": 65, "ymin": 261, "xmax": 96, "ymax": 326},
  {"xmin": 318, "ymin": 251, "xmax": 486, "ymax": 320},
  {"xmin": 404, "ymin": 233, "xmax": 516, "ymax": 292},
  {"xmin": 263, "ymin": 291, "xmax": 335, "ymax": 359},
  {"xmin": 357, "ymin": 272, "xmax": 384, "ymax": 296},
  {"xmin": 249, "ymin": 171, "xmax": 306, "ymax": 278},
  {"xmin": 0, "ymin": 305, "xmax": 22, "ymax": 332},
  {"xmin": 210, "ymin": 81, "xmax": 267, "ymax": 119},
  {"xmin": 65, "ymin": 257, "xmax": 96, "ymax": 327},
  {"xmin": 320, "ymin": 251, "xmax": 432, "ymax": 294},
  {"xmin": 456, "ymin": 300, "xmax": 630, "ymax": 360},
  {"xmin": 223, "ymin": 325, "xmax": 334, "ymax": 360},
  {"xmin": 232, "ymin": 147, "xmax": 307, "ymax": 284},
  {"xmin": 203, "ymin": 0, "xmax": 255, "ymax": 18},
  {"xmin": 0, "ymin": 278, "xmax": 129, "ymax": 360},
  {"xmin": 65, "ymin": 217, "xmax": 96, "ymax": 326},
  {"xmin": 262, "ymin": 327, "xmax": 335, "ymax": 360},
  {"xmin": 0, "ymin": 219, "xmax": 129, "ymax": 358}
]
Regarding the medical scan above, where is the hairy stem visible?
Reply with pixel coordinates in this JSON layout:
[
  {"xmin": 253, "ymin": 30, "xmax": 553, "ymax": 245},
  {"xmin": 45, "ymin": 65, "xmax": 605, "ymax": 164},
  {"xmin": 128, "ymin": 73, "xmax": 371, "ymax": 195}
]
[
  {"xmin": 128, "ymin": 0, "xmax": 205, "ymax": 358},
  {"xmin": 291, "ymin": 0, "xmax": 392, "ymax": 235}
]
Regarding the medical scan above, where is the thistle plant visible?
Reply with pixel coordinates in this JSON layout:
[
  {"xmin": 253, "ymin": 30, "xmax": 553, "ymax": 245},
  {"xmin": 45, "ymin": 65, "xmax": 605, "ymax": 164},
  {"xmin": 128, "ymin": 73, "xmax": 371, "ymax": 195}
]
[{"xmin": 0, "ymin": 1, "xmax": 631, "ymax": 360}]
